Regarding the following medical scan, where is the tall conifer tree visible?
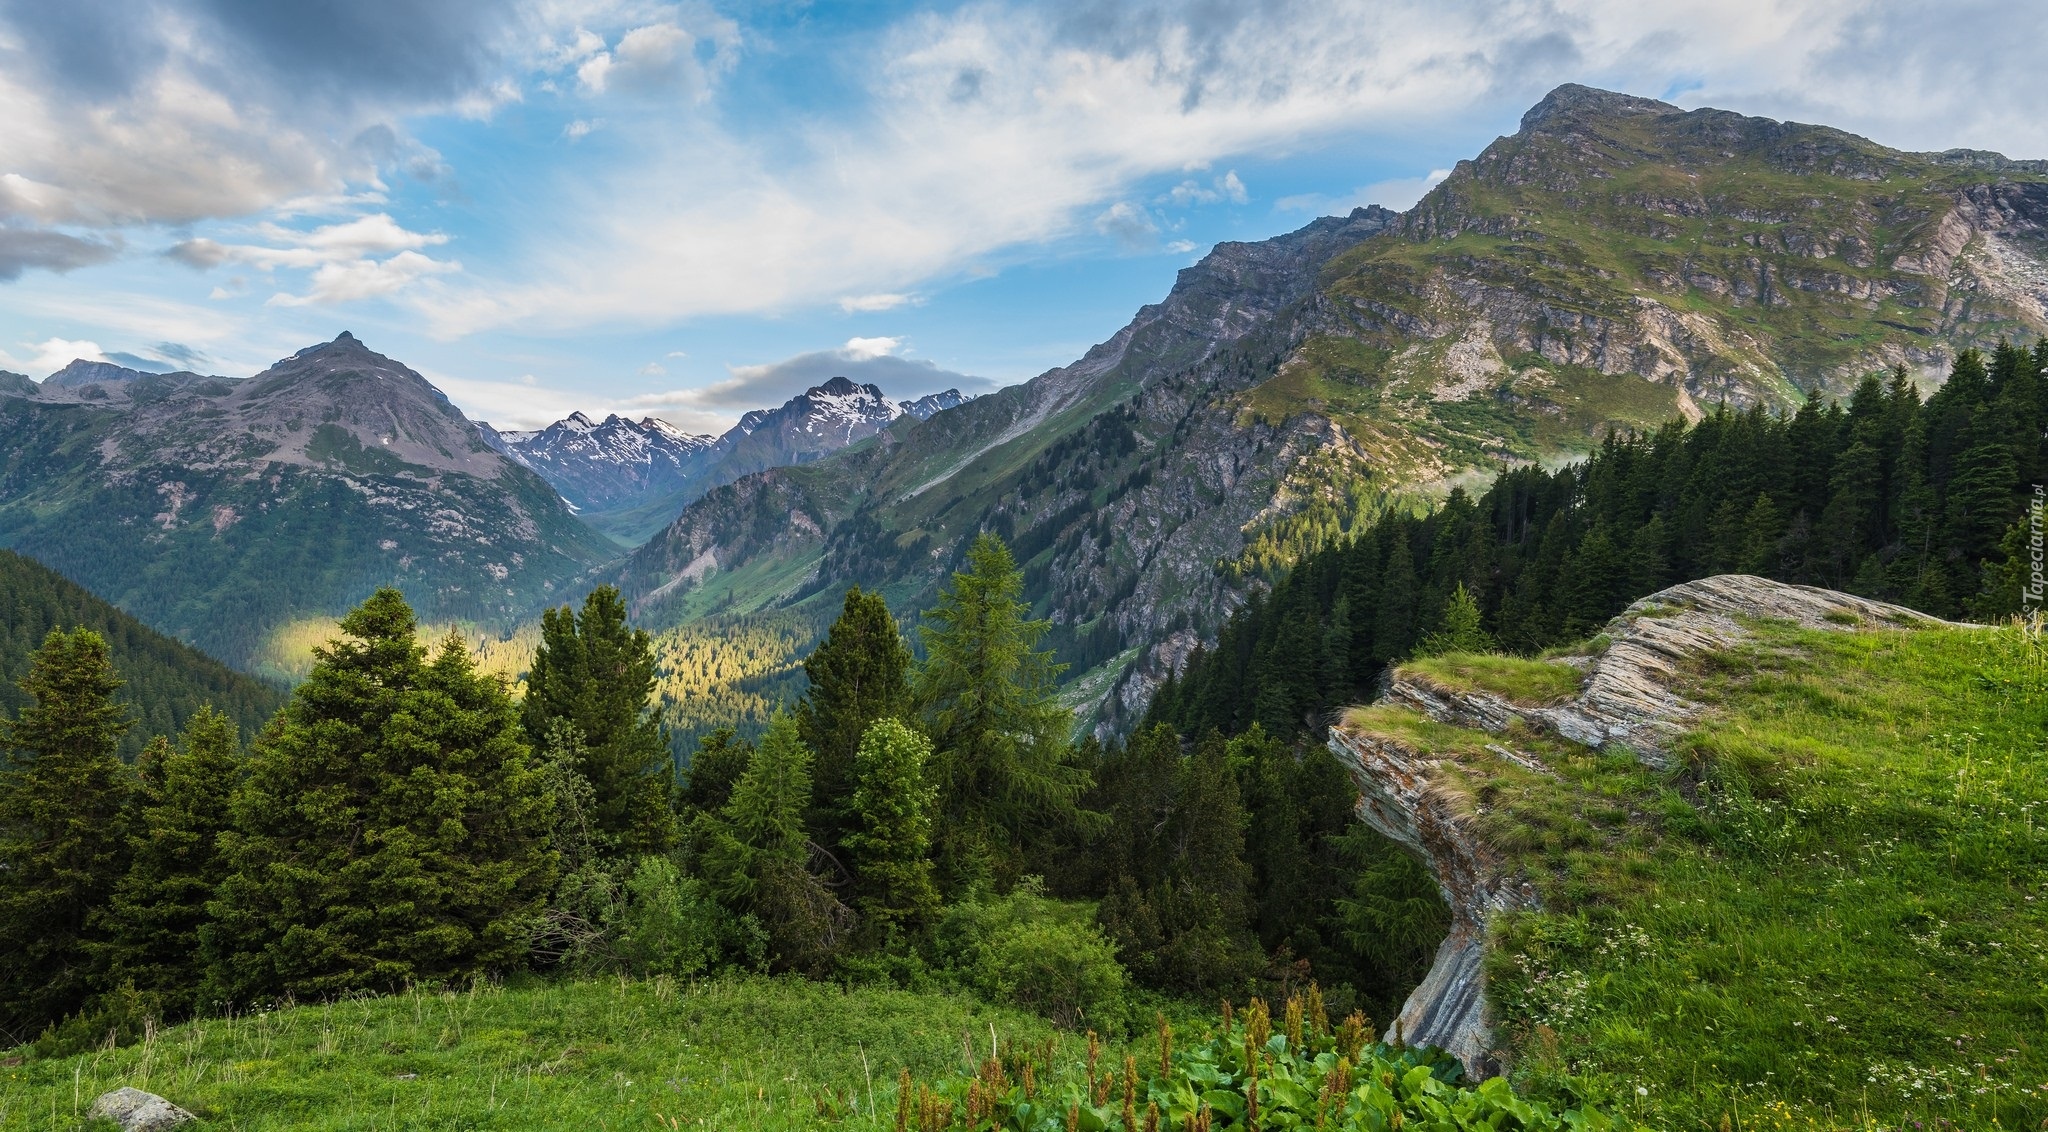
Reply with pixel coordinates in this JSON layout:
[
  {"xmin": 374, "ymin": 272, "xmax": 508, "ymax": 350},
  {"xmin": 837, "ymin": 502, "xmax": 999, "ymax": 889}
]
[
  {"xmin": 697, "ymin": 711, "xmax": 848, "ymax": 971},
  {"xmin": 843, "ymin": 718, "xmax": 940, "ymax": 942},
  {"xmin": 0, "ymin": 629, "xmax": 131, "ymax": 1040},
  {"xmin": 795, "ymin": 587, "xmax": 912, "ymax": 848},
  {"xmin": 101, "ymin": 706, "xmax": 241, "ymax": 1014},
  {"xmin": 207, "ymin": 592, "xmax": 555, "ymax": 1002},
  {"xmin": 524, "ymin": 586, "xmax": 676, "ymax": 858},
  {"xmin": 915, "ymin": 532, "xmax": 1086, "ymax": 892}
]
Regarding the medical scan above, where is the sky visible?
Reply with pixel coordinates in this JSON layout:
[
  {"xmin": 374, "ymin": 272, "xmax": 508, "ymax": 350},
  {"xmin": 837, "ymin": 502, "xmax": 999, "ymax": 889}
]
[{"xmin": 2, "ymin": 1, "xmax": 2045, "ymax": 434}]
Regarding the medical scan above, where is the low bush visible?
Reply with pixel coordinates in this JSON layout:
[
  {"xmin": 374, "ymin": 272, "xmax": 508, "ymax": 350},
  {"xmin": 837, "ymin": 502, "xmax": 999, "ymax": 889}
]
[{"xmin": 937, "ymin": 883, "xmax": 1130, "ymax": 1031}]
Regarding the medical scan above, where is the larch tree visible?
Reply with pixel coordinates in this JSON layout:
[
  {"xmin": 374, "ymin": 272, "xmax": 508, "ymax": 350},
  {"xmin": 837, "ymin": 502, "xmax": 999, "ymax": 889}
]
[
  {"xmin": 915, "ymin": 532, "xmax": 1086, "ymax": 893},
  {"xmin": 0, "ymin": 628, "xmax": 132, "ymax": 1040},
  {"xmin": 523, "ymin": 585, "xmax": 676, "ymax": 858}
]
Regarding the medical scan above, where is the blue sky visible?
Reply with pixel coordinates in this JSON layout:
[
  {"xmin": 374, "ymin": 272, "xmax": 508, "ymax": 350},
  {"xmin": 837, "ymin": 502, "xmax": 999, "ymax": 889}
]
[{"xmin": 2, "ymin": 0, "xmax": 2044, "ymax": 432}]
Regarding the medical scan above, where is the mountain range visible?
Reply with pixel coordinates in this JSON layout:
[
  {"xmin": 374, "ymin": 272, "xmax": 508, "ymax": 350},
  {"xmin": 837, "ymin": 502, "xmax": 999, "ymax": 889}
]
[
  {"xmin": 0, "ymin": 332, "xmax": 617, "ymax": 668},
  {"xmin": 610, "ymin": 83, "xmax": 2048, "ymax": 734},
  {"xmin": 0, "ymin": 84, "xmax": 2043, "ymax": 739},
  {"xmin": 481, "ymin": 378, "xmax": 972, "ymax": 544}
]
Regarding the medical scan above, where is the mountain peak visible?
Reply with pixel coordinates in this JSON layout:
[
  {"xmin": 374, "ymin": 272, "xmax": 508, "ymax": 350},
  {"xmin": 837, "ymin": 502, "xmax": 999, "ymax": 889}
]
[
  {"xmin": 1518, "ymin": 84, "xmax": 1678, "ymax": 134},
  {"xmin": 812, "ymin": 375, "xmax": 865, "ymax": 398},
  {"xmin": 47, "ymin": 359, "xmax": 153, "ymax": 387}
]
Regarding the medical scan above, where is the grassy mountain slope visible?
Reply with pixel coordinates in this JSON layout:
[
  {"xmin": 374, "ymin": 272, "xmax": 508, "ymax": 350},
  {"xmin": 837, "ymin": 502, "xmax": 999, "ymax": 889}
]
[
  {"xmin": 0, "ymin": 334, "xmax": 617, "ymax": 669},
  {"xmin": 1340, "ymin": 613, "xmax": 2047, "ymax": 1129},
  {"xmin": 0, "ymin": 976, "xmax": 1076, "ymax": 1130},
  {"xmin": 613, "ymin": 85, "xmax": 2048, "ymax": 738},
  {"xmin": 0, "ymin": 550, "xmax": 284, "ymax": 758}
]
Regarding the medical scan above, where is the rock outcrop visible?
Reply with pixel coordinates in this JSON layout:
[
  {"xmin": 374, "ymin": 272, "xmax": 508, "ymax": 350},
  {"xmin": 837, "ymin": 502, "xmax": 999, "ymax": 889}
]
[
  {"xmin": 89, "ymin": 1087, "xmax": 196, "ymax": 1131},
  {"xmin": 1328, "ymin": 575, "xmax": 1950, "ymax": 1076}
]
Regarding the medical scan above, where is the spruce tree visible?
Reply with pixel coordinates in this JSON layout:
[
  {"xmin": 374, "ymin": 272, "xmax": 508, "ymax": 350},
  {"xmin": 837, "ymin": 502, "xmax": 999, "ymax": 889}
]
[
  {"xmin": 795, "ymin": 587, "xmax": 912, "ymax": 848},
  {"xmin": 697, "ymin": 711, "xmax": 848, "ymax": 972},
  {"xmin": 680, "ymin": 727, "xmax": 750, "ymax": 817},
  {"xmin": 524, "ymin": 586, "xmax": 676, "ymax": 859},
  {"xmin": 101, "ymin": 707, "xmax": 241, "ymax": 1015},
  {"xmin": 1414, "ymin": 583, "xmax": 1493, "ymax": 657},
  {"xmin": 843, "ymin": 718, "xmax": 939, "ymax": 942},
  {"xmin": 915, "ymin": 532, "xmax": 1087, "ymax": 892},
  {"xmin": 207, "ymin": 592, "xmax": 555, "ymax": 1002},
  {"xmin": 0, "ymin": 629, "xmax": 132, "ymax": 1041}
]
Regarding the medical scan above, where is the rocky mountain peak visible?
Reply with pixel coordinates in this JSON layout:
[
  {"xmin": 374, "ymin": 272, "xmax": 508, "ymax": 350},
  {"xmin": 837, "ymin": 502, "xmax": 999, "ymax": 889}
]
[
  {"xmin": 1516, "ymin": 83, "xmax": 1677, "ymax": 134},
  {"xmin": 47, "ymin": 359, "xmax": 156, "ymax": 388}
]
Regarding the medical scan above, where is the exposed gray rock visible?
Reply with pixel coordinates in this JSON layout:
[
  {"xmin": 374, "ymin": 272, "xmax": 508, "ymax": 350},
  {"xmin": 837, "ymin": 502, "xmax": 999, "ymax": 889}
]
[
  {"xmin": 1330, "ymin": 574, "xmax": 1952, "ymax": 1078},
  {"xmin": 89, "ymin": 1087, "xmax": 195, "ymax": 1131},
  {"xmin": 1392, "ymin": 574, "xmax": 1952, "ymax": 767}
]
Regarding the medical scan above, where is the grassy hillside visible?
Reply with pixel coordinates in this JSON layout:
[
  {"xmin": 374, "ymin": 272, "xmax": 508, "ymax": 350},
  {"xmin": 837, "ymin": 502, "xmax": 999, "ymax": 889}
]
[
  {"xmin": 0, "ymin": 550, "xmax": 283, "ymax": 757},
  {"xmin": 1348, "ymin": 618, "xmax": 2048, "ymax": 1130},
  {"xmin": 0, "ymin": 976, "xmax": 1072, "ymax": 1130},
  {"xmin": 2, "ymin": 975, "xmax": 1631, "ymax": 1132}
]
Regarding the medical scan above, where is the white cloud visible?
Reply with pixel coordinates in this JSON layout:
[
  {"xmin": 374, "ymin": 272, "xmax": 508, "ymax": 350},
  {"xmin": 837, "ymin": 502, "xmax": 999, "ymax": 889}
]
[
  {"xmin": 1164, "ymin": 239, "xmax": 1198, "ymax": 254},
  {"xmin": 838, "ymin": 292, "xmax": 919, "ymax": 313},
  {"xmin": 1093, "ymin": 201, "xmax": 1157, "ymax": 249},
  {"xmin": 269, "ymin": 250, "xmax": 461, "ymax": 307},
  {"xmin": 412, "ymin": 0, "xmax": 2048, "ymax": 339},
  {"xmin": 842, "ymin": 335, "xmax": 902, "ymax": 360},
  {"xmin": 639, "ymin": 361, "xmax": 666, "ymax": 375},
  {"xmin": 564, "ymin": 118, "xmax": 603, "ymax": 141},
  {"xmin": 1163, "ymin": 170, "xmax": 1249, "ymax": 207},
  {"xmin": 21, "ymin": 337, "xmax": 107, "ymax": 375},
  {"xmin": 170, "ymin": 213, "xmax": 456, "ymax": 306}
]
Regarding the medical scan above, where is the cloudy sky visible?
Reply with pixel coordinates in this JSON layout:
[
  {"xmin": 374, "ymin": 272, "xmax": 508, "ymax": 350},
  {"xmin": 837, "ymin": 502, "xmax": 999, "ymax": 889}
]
[{"xmin": 2, "ymin": 0, "xmax": 2044, "ymax": 431}]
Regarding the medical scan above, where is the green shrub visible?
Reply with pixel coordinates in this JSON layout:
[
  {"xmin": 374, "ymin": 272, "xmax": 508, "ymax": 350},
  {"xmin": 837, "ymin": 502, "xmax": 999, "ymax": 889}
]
[
  {"xmin": 614, "ymin": 857, "xmax": 723, "ymax": 978},
  {"xmin": 938, "ymin": 883, "xmax": 1128, "ymax": 1031}
]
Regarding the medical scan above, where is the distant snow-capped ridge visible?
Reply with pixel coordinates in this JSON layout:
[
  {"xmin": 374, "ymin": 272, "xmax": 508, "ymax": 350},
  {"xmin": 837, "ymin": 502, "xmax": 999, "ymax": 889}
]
[{"xmin": 479, "ymin": 377, "xmax": 977, "ymax": 525}]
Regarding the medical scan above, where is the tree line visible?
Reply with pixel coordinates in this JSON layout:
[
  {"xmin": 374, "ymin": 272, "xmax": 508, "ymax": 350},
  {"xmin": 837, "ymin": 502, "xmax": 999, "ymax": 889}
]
[
  {"xmin": 0, "ymin": 532, "xmax": 1436, "ymax": 1050},
  {"xmin": 1148, "ymin": 342, "xmax": 2048, "ymax": 741},
  {"xmin": 0, "ymin": 550, "xmax": 282, "ymax": 760}
]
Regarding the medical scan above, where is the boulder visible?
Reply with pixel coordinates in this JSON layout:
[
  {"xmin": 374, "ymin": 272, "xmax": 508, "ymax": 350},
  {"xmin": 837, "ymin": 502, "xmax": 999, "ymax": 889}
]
[{"xmin": 89, "ymin": 1087, "xmax": 195, "ymax": 1131}]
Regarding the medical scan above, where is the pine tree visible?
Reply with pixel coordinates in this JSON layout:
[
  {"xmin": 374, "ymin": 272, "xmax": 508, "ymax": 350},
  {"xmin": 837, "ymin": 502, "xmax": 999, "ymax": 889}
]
[
  {"xmin": 1371, "ymin": 529, "xmax": 1418, "ymax": 663},
  {"xmin": 524, "ymin": 586, "xmax": 676, "ymax": 859},
  {"xmin": 1151, "ymin": 732, "xmax": 1260, "ymax": 994},
  {"xmin": 843, "ymin": 718, "xmax": 940, "ymax": 942},
  {"xmin": 206, "ymin": 592, "xmax": 555, "ymax": 1003},
  {"xmin": 0, "ymin": 629, "xmax": 133, "ymax": 1040},
  {"xmin": 680, "ymin": 727, "xmax": 750, "ymax": 817},
  {"xmin": 100, "ymin": 707, "xmax": 241, "ymax": 1015},
  {"xmin": 795, "ymin": 587, "xmax": 912, "ymax": 849},
  {"xmin": 697, "ymin": 711, "xmax": 848, "ymax": 972},
  {"xmin": 915, "ymin": 533, "xmax": 1087, "ymax": 892},
  {"xmin": 1414, "ymin": 583, "xmax": 1493, "ymax": 657}
]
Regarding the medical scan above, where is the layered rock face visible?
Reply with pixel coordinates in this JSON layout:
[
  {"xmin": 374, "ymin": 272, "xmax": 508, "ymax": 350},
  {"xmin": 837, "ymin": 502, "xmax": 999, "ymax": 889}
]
[{"xmin": 1328, "ymin": 575, "xmax": 1948, "ymax": 1076}]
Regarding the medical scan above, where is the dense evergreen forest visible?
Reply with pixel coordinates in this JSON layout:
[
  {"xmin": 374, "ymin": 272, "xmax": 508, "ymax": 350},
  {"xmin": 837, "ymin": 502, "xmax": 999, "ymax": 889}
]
[
  {"xmin": 0, "ymin": 550, "xmax": 283, "ymax": 759},
  {"xmin": 0, "ymin": 536, "xmax": 1436, "ymax": 1058},
  {"xmin": 1149, "ymin": 342, "xmax": 2048, "ymax": 740}
]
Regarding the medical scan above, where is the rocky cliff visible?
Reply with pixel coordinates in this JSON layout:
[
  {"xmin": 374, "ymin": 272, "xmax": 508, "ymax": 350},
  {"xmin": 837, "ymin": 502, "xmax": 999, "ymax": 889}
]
[{"xmin": 1326, "ymin": 574, "xmax": 1951, "ymax": 1077}]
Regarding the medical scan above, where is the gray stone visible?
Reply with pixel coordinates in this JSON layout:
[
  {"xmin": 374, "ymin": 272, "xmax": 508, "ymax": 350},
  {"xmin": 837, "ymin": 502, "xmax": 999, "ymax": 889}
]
[{"xmin": 89, "ymin": 1087, "xmax": 195, "ymax": 1131}]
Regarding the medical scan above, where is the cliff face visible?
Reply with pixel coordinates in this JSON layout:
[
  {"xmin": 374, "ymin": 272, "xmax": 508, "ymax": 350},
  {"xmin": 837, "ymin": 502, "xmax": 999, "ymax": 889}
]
[{"xmin": 1327, "ymin": 575, "xmax": 1950, "ymax": 1076}]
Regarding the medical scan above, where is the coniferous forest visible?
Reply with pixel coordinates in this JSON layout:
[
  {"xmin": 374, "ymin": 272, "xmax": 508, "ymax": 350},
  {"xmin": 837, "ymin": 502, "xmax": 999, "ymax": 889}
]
[{"xmin": 1150, "ymin": 343, "xmax": 2048, "ymax": 740}]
